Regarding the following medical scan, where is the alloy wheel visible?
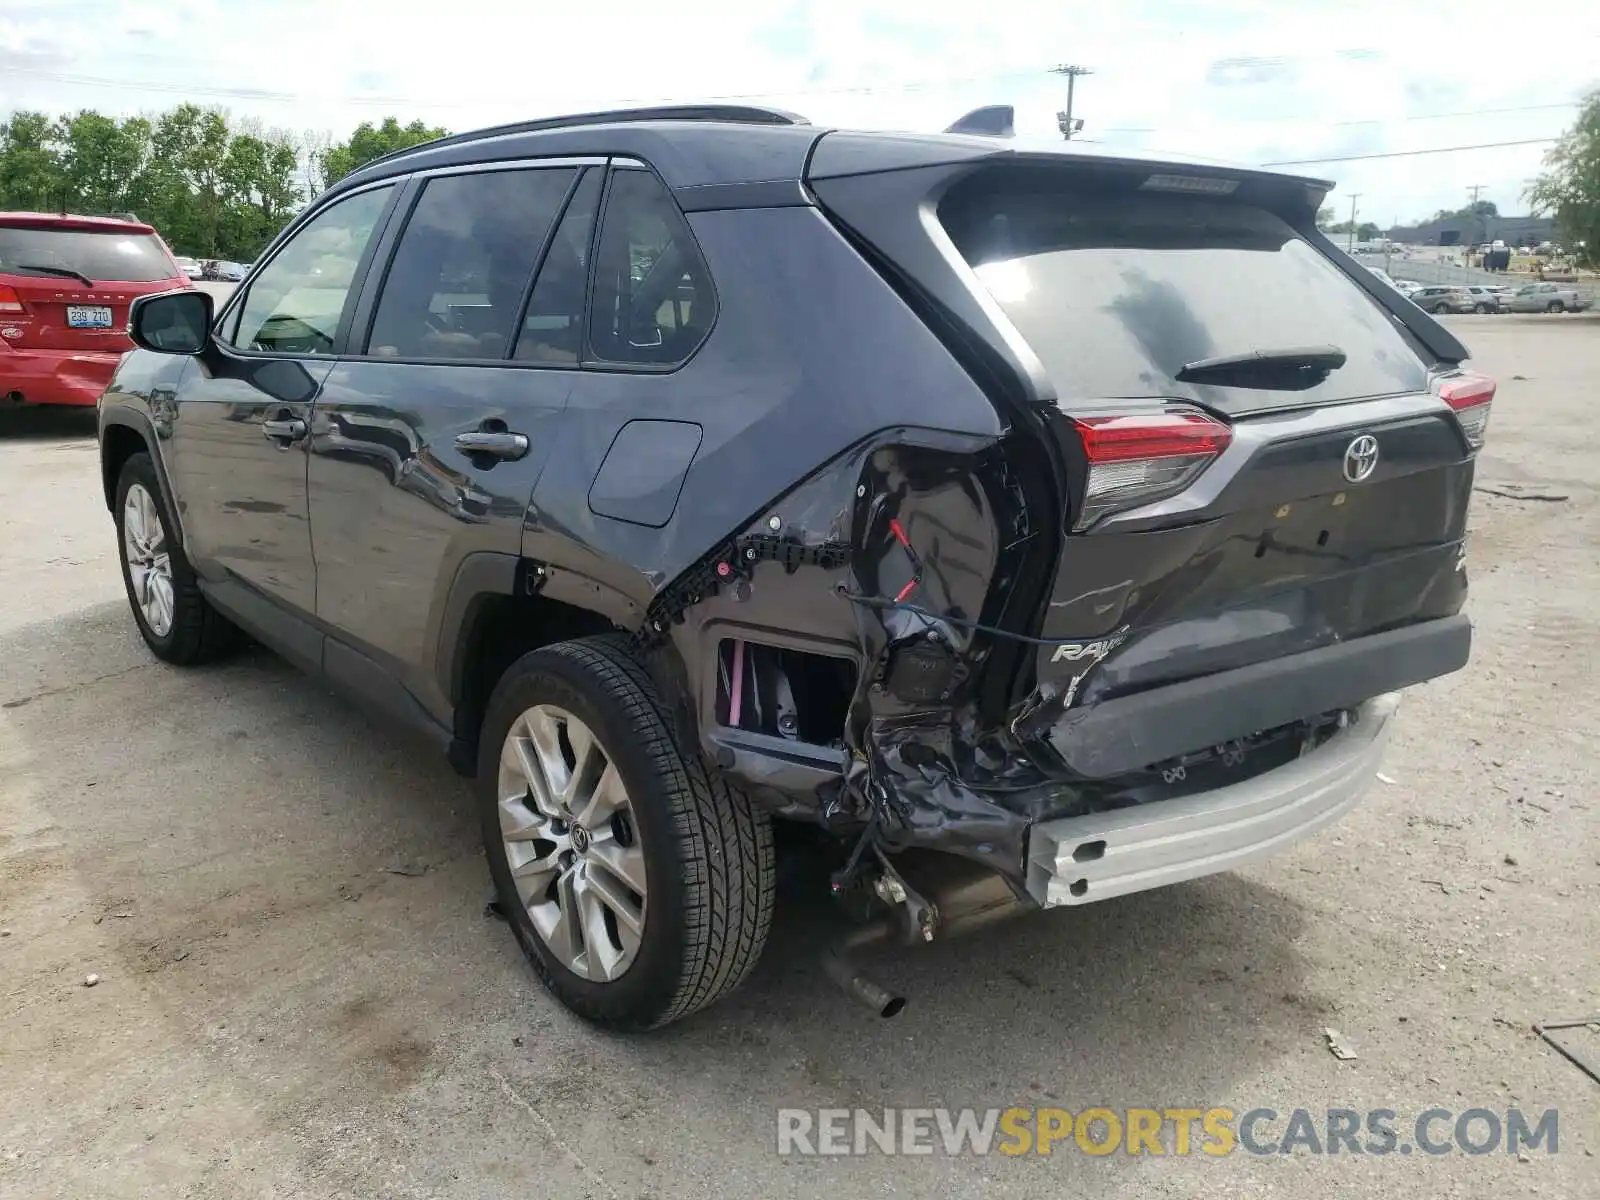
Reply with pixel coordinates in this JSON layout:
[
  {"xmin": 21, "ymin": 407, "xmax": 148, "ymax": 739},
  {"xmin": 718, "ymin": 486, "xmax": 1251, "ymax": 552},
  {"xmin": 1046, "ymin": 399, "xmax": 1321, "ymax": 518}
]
[
  {"xmin": 122, "ymin": 482, "xmax": 174, "ymax": 637},
  {"xmin": 497, "ymin": 704, "xmax": 647, "ymax": 981}
]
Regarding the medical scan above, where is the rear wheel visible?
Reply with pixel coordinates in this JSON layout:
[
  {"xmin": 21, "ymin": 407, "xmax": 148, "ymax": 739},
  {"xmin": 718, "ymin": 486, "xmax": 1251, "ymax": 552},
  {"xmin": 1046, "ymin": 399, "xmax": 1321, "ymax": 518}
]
[
  {"xmin": 1547, "ymin": 300, "xmax": 1565, "ymax": 313},
  {"xmin": 114, "ymin": 452, "xmax": 239, "ymax": 664},
  {"xmin": 1474, "ymin": 303, "xmax": 1492, "ymax": 314},
  {"xmin": 479, "ymin": 635, "xmax": 775, "ymax": 1029}
]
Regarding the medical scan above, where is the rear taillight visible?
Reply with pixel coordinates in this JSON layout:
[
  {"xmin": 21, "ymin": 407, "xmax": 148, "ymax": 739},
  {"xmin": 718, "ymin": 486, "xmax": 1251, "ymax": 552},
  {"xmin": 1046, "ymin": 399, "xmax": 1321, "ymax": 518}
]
[
  {"xmin": 1435, "ymin": 371, "xmax": 1495, "ymax": 451},
  {"xmin": 0, "ymin": 285, "xmax": 24, "ymax": 314},
  {"xmin": 1071, "ymin": 407, "xmax": 1232, "ymax": 529}
]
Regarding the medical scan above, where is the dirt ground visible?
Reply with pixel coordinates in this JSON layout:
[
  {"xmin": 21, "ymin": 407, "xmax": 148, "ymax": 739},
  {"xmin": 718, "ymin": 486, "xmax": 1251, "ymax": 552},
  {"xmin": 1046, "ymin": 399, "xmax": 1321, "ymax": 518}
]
[{"xmin": 2, "ymin": 316, "xmax": 1596, "ymax": 1199}]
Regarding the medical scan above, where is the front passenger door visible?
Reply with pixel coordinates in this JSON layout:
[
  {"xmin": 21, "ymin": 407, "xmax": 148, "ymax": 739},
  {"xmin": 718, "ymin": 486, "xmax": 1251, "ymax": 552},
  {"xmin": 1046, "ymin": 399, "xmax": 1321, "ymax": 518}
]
[{"xmin": 164, "ymin": 184, "xmax": 397, "ymax": 627}]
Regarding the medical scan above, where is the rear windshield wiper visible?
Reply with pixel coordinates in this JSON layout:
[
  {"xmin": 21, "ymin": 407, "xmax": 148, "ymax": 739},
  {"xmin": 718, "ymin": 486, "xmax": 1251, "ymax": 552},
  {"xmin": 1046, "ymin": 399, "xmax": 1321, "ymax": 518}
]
[
  {"xmin": 12, "ymin": 263, "xmax": 97, "ymax": 287},
  {"xmin": 1177, "ymin": 344, "xmax": 1346, "ymax": 390}
]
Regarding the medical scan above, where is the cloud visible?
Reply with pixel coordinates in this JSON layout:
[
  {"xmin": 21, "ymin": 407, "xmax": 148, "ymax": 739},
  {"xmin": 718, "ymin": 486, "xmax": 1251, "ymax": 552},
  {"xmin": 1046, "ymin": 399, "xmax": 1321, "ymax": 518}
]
[
  {"xmin": 3, "ymin": 0, "xmax": 1597, "ymax": 224},
  {"xmin": 1206, "ymin": 57, "xmax": 1296, "ymax": 87}
]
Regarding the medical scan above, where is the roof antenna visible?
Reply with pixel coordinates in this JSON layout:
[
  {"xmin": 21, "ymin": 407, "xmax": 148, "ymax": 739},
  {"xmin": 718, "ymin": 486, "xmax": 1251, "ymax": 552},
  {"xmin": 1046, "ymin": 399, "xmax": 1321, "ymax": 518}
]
[{"xmin": 944, "ymin": 105, "xmax": 1014, "ymax": 138}]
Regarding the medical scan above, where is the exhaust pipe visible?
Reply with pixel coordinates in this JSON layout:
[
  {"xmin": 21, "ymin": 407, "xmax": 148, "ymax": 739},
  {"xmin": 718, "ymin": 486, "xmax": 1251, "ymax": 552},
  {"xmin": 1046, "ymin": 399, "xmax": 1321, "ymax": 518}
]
[
  {"xmin": 821, "ymin": 855, "xmax": 1027, "ymax": 1018},
  {"xmin": 821, "ymin": 918, "xmax": 905, "ymax": 1017}
]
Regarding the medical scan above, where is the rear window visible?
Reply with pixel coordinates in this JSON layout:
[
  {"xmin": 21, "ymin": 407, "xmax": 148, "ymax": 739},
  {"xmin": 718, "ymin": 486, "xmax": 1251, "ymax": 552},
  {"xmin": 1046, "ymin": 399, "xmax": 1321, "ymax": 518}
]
[
  {"xmin": 941, "ymin": 183, "xmax": 1429, "ymax": 412},
  {"xmin": 0, "ymin": 226, "xmax": 176, "ymax": 283}
]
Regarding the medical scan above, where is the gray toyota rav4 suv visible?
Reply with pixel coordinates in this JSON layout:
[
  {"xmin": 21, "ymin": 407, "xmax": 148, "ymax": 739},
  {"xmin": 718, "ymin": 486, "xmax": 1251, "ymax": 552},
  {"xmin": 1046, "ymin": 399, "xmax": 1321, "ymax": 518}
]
[{"xmin": 98, "ymin": 104, "xmax": 1485, "ymax": 1029}]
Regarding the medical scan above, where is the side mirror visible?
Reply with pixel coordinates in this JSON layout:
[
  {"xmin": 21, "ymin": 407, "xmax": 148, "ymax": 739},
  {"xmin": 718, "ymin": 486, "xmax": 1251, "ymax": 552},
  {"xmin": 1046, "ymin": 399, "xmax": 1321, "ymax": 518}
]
[{"xmin": 129, "ymin": 289, "xmax": 214, "ymax": 356}]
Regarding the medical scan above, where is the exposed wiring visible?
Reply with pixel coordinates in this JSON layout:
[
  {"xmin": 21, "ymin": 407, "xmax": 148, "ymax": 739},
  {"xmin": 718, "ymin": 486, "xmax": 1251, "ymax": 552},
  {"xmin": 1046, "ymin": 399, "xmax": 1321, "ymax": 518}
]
[{"xmin": 838, "ymin": 588, "xmax": 1101, "ymax": 647}]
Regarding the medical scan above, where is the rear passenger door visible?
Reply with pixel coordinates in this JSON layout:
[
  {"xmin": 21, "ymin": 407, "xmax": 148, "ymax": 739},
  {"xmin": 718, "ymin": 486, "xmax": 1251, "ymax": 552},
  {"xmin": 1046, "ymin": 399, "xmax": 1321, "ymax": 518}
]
[{"xmin": 307, "ymin": 160, "xmax": 601, "ymax": 716}]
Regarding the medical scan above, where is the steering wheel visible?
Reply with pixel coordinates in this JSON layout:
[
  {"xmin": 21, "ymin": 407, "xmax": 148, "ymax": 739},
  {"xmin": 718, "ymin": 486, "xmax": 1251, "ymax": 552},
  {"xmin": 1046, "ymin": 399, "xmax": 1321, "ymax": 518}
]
[{"xmin": 425, "ymin": 310, "xmax": 451, "ymax": 333}]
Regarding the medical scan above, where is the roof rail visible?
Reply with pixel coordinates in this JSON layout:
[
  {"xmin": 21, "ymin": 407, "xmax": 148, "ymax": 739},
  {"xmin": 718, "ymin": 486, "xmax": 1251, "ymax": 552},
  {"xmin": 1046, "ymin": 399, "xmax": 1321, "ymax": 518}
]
[{"xmin": 356, "ymin": 104, "xmax": 812, "ymax": 174}]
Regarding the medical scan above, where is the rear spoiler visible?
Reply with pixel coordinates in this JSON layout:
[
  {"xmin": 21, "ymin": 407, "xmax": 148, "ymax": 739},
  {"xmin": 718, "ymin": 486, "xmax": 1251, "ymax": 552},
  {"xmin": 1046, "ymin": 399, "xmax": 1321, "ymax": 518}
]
[{"xmin": 1302, "ymin": 228, "xmax": 1470, "ymax": 365}]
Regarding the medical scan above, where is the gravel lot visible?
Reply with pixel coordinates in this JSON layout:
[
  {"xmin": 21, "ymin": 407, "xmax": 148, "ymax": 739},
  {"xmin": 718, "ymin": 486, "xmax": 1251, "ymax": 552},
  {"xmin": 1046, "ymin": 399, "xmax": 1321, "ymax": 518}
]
[{"xmin": 2, "ymin": 315, "xmax": 1596, "ymax": 1199}]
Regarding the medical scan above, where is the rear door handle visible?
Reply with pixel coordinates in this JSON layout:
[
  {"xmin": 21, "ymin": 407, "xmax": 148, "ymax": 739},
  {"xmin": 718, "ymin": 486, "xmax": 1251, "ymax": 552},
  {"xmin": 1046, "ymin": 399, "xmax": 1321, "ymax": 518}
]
[
  {"xmin": 262, "ymin": 417, "xmax": 306, "ymax": 442},
  {"xmin": 455, "ymin": 431, "xmax": 530, "ymax": 461}
]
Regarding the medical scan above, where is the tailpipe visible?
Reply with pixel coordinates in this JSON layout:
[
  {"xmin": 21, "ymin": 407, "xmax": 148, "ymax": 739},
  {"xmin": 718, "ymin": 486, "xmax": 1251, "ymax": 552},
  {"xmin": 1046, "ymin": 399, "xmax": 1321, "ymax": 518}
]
[
  {"xmin": 820, "ymin": 854, "xmax": 1027, "ymax": 1018},
  {"xmin": 821, "ymin": 919, "xmax": 904, "ymax": 1018},
  {"xmin": 822, "ymin": 947, "xmax": 906, "ymax": 1017}
]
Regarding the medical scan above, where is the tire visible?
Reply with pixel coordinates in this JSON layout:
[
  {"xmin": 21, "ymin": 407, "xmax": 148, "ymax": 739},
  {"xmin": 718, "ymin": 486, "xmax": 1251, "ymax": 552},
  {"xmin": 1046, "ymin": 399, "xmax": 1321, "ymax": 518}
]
[
  {"xmin": 1546, "ymin": 300, "xmax": 1564, "ymax": 313},
  {"xmin": 478, "ymin": 634, "xmax": 775, "ymax": 1029},
  {"xmin": 114, "ymin": 452, "xmax": 239, "ymax": 665},
  {"xmin": 1474, "ymin": 303, "xmax": 1492, "ymax": 314}
]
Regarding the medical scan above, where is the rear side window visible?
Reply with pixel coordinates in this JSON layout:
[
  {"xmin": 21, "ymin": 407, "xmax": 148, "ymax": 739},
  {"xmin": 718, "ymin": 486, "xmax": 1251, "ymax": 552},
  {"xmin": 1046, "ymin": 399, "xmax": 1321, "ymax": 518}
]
[
  {"xmin": 586, "ymin": 169, "xmax": 715, "ymax": 367},
  {"xmin": 0, "ymin": 226, "xmax": 176, "ymax": 283},
  {"xmin": 367, "ymin": 167, "xmax": 577, "ymax": 361},
  {"xmin": 941, "ymin": 182, "xmax": 1429, "ymax": 413},
  {"xmin": 514, "ymin": 169, "xmax": 602, "ymax": 366}
]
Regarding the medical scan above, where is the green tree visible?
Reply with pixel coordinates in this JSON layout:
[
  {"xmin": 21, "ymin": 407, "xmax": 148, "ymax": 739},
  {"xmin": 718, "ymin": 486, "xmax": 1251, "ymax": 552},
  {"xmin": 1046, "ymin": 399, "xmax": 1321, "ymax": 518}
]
[
  {"xmin": 57, "ymin": 111, "xmax": 152, "ymax": 215},
  {"xmin": 1316, "ymin": 204, "xmax": 1336, "ymax": 230},
  {"xmin": 0, "ymin": 111, "xmax": 66, "ymax": 211},
  {"xmin": 321, "ymin": 118, "xmax": 447, "ymax": 186},
  {"xmin": 1526, "ymin": 88, "xmax": 1600, "ymax": 268}
]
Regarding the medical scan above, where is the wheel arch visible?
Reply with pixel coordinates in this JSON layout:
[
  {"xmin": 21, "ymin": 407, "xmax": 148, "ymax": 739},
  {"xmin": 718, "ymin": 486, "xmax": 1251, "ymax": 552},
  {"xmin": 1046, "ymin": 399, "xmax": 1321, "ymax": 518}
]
[
  {"xmin": 98, "ymin": 410, "xmax": 186, "ymax": 546},
  {"xmin": 437, "ymin": 551, "xmax": 691, "ymax": 774}
]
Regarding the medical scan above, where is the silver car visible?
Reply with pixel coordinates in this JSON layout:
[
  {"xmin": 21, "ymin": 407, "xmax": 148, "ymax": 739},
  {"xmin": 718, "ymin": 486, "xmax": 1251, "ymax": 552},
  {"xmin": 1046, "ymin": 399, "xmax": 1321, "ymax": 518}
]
[
  {"xmin": 1503, "ymin": 282, "xmax": 1593, "ymax": 313},
  {"xmin": 1411, "ymin": 286, "xmax": 1473, "ymax": 315},
  {"xmin": 1460, "ymin": 286, "xmax": 1505, "ymax": 313}
]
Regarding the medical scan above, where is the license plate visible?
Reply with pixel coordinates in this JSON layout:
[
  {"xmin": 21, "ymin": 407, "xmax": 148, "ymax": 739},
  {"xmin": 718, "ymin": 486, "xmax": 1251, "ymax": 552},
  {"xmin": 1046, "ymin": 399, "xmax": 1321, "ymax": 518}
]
[{"xmin": 67, "ymin": 305, "xmax": 114, "ymax": 329}]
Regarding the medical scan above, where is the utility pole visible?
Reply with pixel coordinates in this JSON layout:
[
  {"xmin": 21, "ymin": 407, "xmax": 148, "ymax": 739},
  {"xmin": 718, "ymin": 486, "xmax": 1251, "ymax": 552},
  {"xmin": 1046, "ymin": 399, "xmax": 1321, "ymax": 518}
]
[
  {"xmin": 1050, "ymin": 64, "xmax": 1092, "ymax": 140},
  {"xmin": 1347, "ymin": 193, "xmax": 1361, "ymax": 253},
  {"xmin": 1466, "ymin": 184, "xmax": 1488, "ymax": 246}
]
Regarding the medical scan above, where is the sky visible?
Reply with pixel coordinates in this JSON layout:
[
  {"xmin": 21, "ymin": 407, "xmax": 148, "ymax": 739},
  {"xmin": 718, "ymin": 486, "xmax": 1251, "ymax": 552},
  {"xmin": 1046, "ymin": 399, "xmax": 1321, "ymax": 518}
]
[{"xmin": 2, "ymin": 0, "xmax": 1598, "ymax": 227}]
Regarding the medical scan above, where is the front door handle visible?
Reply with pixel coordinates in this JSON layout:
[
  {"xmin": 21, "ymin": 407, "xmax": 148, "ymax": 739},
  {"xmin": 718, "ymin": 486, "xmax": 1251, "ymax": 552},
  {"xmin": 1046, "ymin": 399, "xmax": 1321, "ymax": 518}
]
[
  {"xmin": 262, "ymin": 417, "xmax": 307, "ymax": 442},
  {"xmin": 455, "ymin": 430, "xmax": 530, "ymax": 461}
]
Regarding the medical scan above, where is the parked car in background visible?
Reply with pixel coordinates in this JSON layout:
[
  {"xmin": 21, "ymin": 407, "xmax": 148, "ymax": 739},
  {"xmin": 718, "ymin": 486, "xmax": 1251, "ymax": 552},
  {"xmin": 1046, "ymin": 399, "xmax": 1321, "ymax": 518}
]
[
  {"xmin": 1503, "ymin": 282, "xmax": 1593, "ymax": 313},
  {"xmin": 1411, "ymin": 285, "xmax": 1473, "ymax": 315},
  {"xmin": 1460, "ymin": 286, "xmax": 1505, "ymax": 314},
  {"xmin": 1, "ymin": 211, "xmax": 192, "ymax": 407},
  {"xmin": 98, "ymin": 104, "xmax": 1483, "ymax": 1029},
  {"xmin": 173, "ymin": 255, "xmax": 203, "ymax": 280}
]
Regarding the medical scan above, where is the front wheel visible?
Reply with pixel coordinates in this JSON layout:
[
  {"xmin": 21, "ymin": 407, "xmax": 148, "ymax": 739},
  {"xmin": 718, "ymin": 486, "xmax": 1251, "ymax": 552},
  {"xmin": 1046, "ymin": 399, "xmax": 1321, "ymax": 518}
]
[
  {"xmin": 479, "ymin": 635, "xmax": 775, "ymax": 1029},
  {"xmin": 114, "ymin": 452, "xmax": 239, "ymax": 664}
]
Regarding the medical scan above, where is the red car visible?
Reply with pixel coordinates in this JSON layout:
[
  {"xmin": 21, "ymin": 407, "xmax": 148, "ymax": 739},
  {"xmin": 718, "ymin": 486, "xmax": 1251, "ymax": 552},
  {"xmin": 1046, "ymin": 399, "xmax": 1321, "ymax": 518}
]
[{"xmin": 1, "ymin": 212, "xmax": 191, "ymax": 408}]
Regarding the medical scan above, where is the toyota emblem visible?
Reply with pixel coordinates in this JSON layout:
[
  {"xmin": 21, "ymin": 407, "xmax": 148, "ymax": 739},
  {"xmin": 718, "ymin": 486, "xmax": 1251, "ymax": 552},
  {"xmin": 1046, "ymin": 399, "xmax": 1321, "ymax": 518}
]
[{"xmin": 1342, "ymin": 435, "xmax": 1379, "ymax": 483}]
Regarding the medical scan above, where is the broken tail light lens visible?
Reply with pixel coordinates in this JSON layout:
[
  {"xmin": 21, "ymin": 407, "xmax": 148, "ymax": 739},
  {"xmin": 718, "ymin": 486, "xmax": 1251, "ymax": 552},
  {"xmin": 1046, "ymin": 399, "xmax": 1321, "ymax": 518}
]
[
  {"xmin": 0, "ymin": 285, "xmax": 25, "ymax": 314},
  {"xmin": 1071, "ymin": 407, "xmax": 1232, "ymax": 529},
  {"xmin": 1434, "ymin": 371, "xmax": 1495, "ymax": 451}
]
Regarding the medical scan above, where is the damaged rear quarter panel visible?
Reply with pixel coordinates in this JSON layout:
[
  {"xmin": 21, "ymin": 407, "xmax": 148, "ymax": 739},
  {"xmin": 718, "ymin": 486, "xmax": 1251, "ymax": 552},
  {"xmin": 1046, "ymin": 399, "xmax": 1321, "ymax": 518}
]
[{"xmin": 520, "ymin": 203, "xmax": 1002, "ymax": 623}]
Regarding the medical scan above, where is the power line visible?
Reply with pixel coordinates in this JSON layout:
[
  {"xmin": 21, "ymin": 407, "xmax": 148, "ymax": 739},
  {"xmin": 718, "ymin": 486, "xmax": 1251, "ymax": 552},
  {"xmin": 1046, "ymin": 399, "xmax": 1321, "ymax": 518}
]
[
  {"xmin": 1333, "ymin": 100, "xmax": 1579, "ymax": 126},
  {"xmin": 1263, "ymin": 138, "xmax": 1557, "ymax": 166},
  {"xmin": 1, "ymin": 62, "xmax": 1051, "ymax": 112},
  {"xmin": 1102, "ymin": 99, "xmax": 1580, "ymax": 136}
]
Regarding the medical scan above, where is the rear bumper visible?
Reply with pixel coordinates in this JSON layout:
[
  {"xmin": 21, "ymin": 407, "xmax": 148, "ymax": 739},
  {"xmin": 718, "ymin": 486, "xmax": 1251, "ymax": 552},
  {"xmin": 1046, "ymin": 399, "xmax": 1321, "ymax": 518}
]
[
  {"xmin": 1046, "ymin": 614, "xmax": 1470, "ymax": 779},
  {"xmin": 0, "ymin": 346, "xmax": 122, "ymax": 406},
  {"xmin": 1026, "ymin": 692, "xmax": 1398, "ymax": 907}
]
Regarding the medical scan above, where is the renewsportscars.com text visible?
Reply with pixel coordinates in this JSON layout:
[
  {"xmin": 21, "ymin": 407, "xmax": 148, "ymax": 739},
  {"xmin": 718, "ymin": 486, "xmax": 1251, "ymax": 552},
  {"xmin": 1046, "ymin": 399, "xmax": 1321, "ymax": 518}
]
[{"xmin": 775, "ymin": 1106, "xmax": 1560, "ymax": 1158}]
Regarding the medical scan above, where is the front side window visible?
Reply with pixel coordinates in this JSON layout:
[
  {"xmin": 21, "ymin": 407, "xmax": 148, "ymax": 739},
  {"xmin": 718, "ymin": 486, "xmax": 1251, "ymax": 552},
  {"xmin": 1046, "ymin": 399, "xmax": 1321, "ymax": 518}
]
[
  {"xmin": 230, "ymin": 186, "xmax": 394, "ymax": 355},
  {"xmin": 586, "ymin": 169, "xmax": 715, "ymax": 366},
  {"xmin": 367, "ymin": 168, "xmax": 577, "ymax": 361}
]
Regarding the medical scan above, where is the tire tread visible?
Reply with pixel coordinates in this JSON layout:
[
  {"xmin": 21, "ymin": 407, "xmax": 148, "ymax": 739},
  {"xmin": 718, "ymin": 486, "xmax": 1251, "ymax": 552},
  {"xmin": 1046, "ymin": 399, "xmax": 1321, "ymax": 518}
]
[{"xmin": 505, "ymin": 634, "xmax": 774, "ymax": 1027}]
